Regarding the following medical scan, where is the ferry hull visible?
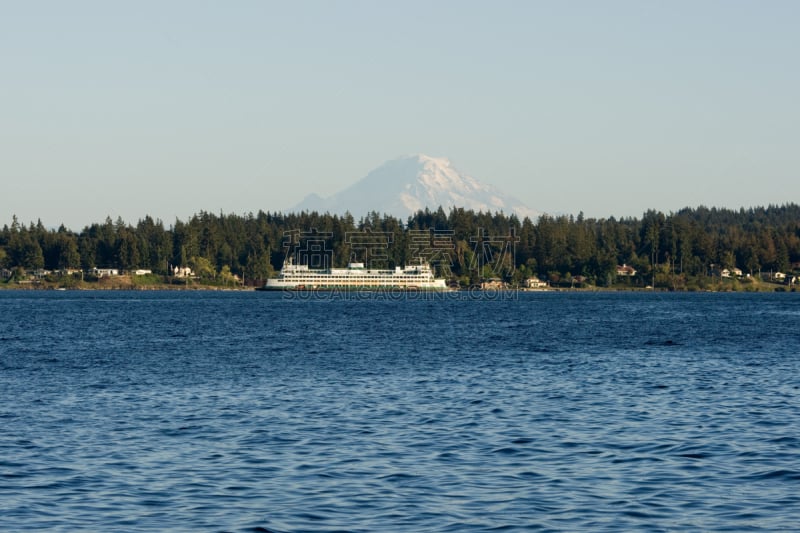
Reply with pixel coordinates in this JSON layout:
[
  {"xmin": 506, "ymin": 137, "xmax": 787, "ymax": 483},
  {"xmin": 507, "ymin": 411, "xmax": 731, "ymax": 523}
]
[{"xmin": 257, "ymin": 281, "xmax": 449, "ymax": 291}]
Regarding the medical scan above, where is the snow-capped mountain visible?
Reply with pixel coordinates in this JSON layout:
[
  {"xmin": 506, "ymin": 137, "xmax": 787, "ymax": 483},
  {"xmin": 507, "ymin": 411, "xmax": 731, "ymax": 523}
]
[{"xmin": 293, "ymin": 154, "xmax": 538, "ymax": 220}]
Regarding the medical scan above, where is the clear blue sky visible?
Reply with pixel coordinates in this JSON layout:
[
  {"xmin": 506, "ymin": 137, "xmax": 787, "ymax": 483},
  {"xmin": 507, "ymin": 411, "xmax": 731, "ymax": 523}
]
[{"xmin": 2, "ymin": 1, "xmax": 798, "ymax": 230}]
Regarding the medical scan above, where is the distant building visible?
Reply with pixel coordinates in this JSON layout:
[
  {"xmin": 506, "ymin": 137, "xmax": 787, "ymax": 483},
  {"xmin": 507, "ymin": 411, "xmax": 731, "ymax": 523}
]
[
  {"xmin": 133, "ymin": 269, "xmax": 153, "ymax": 276},
  {"xmin": 525, "ymin": 276, "xmax": 548, "ymax": 289},
  {"xmin": 616, "ymin": 264, "xmax": 637, "ymax": 276},
  {"xmin": 715, "ymin": 267, "xmax": 743, "ymax": 278},
  {"xmin": 92, "ymin": 268, "xmax": 119, "ymax": 277},
  {"xmin": 481, "ymin": 278, "xmax": 507, "ymax": 290},
  {"xmin": 171, "ymin": 266, "xmax": 194, "ymax": 278}
]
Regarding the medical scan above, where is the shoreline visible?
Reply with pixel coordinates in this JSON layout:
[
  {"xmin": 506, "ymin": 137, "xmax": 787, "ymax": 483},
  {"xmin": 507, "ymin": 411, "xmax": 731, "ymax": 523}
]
[{"xmin": 1, "ymin": 283, "xmax": 794, "ymax": 293}]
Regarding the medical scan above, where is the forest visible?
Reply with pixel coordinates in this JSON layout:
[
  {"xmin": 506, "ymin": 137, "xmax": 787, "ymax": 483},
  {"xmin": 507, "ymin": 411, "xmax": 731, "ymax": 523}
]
[{"xmin": 1, "ymin": 203, "xmax": 799, "ymax": 290}]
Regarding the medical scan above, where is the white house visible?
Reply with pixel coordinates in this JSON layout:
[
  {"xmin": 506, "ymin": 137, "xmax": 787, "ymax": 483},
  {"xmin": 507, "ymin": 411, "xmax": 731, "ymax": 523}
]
[
  {"xmin": 714, "ymin": 266, "xmax": 743, "ymax": 278},
  {"xmin": 172, "ymin": 266, "xmax": 194, "ymax": 278},
  {"xmin": 92, "ymin": 268, "xmax": 119, "ymax": 277},
  {"xmin": 525, "ymin": 276, "xmax": 548, "ymax": 289}
]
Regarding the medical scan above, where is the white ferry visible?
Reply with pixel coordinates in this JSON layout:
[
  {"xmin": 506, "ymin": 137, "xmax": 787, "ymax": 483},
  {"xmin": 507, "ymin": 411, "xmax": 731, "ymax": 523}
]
[{"xmin": 259, "ymin": 257, "xmax": 448, "ymax": 291}]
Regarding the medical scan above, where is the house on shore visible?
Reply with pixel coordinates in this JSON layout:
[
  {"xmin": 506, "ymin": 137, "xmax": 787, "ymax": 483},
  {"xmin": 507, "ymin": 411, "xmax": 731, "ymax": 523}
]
[
  {"xmin": 481, "ymin": 278, "xmax": 508, "ymax": 290},
  {"xmin": 571, "ymin": 275, "xmax": 588, "ymax": 287},
  {"xmin": 756, "ymin": 271, "xmax": 800, "ymax": 284},
  {"xmin": 92, "ymin": 268, "xmax": 119, "ymax": 277},
  {"xmin": 171, "ymin": 266, "xmax": 194, "ymax": 278},
  {"xmin": 616, "ymin": 264, "xmax": 637, "ymax": 277},
  {"xmin": 525, "ymin": 276, "xmax": 548, "ymax": 289},
  {"xmin": 715, "ymin": 267, "xmax": 744, "ymax": 278}
]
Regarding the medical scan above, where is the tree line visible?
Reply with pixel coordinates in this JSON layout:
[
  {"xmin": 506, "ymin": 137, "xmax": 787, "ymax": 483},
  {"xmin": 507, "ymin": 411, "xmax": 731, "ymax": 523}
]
[{"xmin": 1, "ymin": 204, "xmax": 799, "ymax": 288}]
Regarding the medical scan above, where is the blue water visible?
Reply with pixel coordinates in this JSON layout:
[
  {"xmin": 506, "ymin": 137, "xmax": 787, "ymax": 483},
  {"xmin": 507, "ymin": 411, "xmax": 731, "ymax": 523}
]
[{"xmin": 1, "ymin": 291, "xmax": 799, "ymax": 532}]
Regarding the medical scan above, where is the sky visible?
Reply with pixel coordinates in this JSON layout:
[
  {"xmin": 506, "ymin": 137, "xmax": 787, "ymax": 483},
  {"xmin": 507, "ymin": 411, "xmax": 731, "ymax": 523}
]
[{"xmin": 2, "ymin": 1, "xmax": 798, "ymax": 230}]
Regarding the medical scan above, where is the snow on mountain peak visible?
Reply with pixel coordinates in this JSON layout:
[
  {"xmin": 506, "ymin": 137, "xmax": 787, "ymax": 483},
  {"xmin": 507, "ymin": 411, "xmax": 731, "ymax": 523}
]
[{"xmin": 293, "ymin": 155, "xmax": 538, "ymax": 220}]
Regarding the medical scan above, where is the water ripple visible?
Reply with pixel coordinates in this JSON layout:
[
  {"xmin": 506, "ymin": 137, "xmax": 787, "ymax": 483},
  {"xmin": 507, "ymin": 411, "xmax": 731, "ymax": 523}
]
[{"xmin": 1, "ymin": 291, "xmax": 799, "ymax": 531}]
